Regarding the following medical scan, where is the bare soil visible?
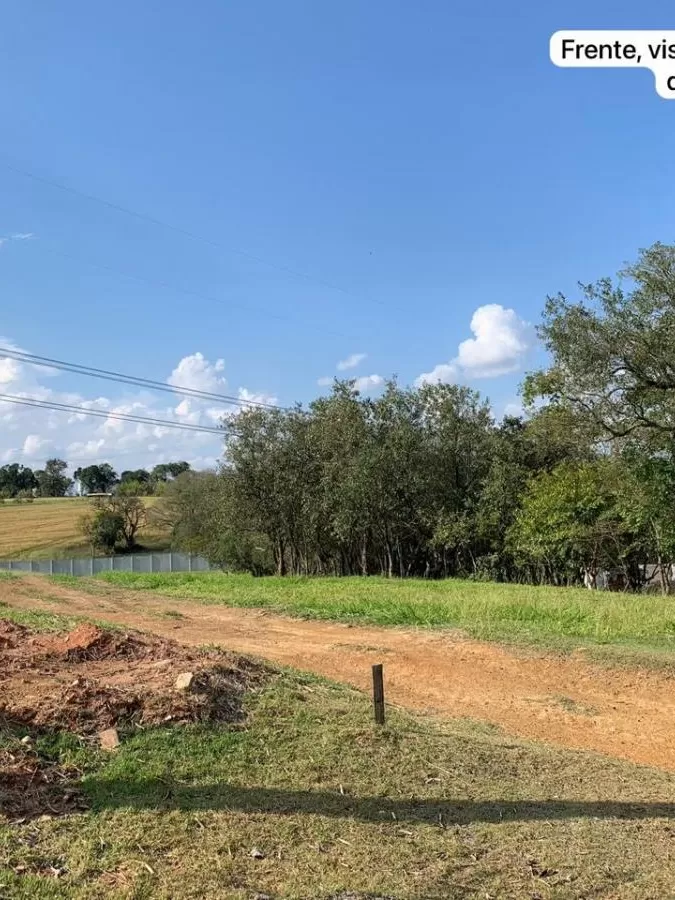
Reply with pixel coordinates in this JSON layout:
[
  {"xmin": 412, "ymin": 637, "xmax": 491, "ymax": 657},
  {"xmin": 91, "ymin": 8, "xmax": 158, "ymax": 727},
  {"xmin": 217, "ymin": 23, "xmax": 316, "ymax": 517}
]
[
  {"xmin": 2, "ymin": 576, "xmax": 675, "ymax": 772},
  {"xmin": 0, "ymin": 613, "xmax": 267, "ymax": 819},
  {"xmin": 0, "ymin": 618, "xmax": 266, "ymax": 736}
]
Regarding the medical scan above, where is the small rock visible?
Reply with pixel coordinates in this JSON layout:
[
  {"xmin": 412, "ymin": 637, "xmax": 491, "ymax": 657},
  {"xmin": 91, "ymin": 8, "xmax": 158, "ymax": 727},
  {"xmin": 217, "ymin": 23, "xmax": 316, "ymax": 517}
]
[
  {"xmin": 98, "ymin": 727, "xmax": 120, "ymax": 751},
  {"xmin": 250, "ymin": 847, "xmax": 265, "ymax": 860},
  {"xmin": 175, "ymin": 671, "xmax": 195, "ymax": 691},
  {"xmin": 20, "ymin": 735, "xmax": 32, "ymax": 745}
]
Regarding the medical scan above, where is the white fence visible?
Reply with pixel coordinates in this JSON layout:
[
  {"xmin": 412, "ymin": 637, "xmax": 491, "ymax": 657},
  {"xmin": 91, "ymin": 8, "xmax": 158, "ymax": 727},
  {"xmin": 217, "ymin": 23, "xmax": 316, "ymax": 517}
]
[{"xmin": 0, "ymin": 551, "xmax": 215, "ymax": 577}]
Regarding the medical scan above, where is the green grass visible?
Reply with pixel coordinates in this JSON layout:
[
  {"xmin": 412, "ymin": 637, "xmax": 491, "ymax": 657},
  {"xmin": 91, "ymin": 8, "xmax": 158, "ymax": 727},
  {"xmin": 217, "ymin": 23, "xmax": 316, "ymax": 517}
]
[
  {"xmin": 3, "ymin": 643, "xmax": 675, "ymax": 898},
  {"xmin": 93, "ymin": 572, "xmax": 675, "ymax": 657},
  {"xmin": 0, "ymin": 600, "xmax": 85, "ymax": 633}
]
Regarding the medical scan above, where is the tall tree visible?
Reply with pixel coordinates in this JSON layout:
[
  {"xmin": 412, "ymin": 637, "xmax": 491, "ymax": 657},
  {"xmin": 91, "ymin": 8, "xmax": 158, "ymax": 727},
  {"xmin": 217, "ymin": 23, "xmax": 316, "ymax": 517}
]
[
  {"xmin": 74, "ymin": 463, "xmax": 118, "ymax": 494},
  {"xmin": 151, "ymin": 461, "xmax": 191, "ymax": 483},
  {"xmin": 35, "ymin": 459, "xmax": 71, "ymax": 497},
  {"xmin": 508, "ymin": 460, "xmax": 635, "ymax": 587},
  {"xmin": 0, "ymin": 464, "xmax": 37, "ymax": 498},
  {"xmin": 524, "ymin": 242, "xmax": 675, "ymax": 451}
]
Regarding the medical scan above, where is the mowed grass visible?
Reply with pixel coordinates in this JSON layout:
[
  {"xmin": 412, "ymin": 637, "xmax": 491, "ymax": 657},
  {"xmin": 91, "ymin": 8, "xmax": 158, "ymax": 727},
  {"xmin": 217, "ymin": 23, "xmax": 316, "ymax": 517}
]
[
  {"xmin": 2, "ymin": 608, "xmax": 675, "ymax": 898},
  {"xmin": 95, "ymin": 571, "xmax": 675, "ymax": 657},
  {"xmin": 0, "ymin": 497, "xmax": 168, "ymax": 559}
]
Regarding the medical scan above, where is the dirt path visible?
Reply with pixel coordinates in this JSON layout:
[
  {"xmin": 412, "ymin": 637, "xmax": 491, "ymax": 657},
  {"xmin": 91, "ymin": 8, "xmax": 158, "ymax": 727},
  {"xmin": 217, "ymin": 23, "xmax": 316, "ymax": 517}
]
[{"xmin": 3, "ymin": 576, "xmax": 675, "ymax": 771}]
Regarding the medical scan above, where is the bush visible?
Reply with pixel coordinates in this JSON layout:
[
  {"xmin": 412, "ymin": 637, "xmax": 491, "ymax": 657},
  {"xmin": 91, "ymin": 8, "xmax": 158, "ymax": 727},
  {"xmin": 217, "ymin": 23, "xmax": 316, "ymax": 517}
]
[{"xmin": 80, "ymin": 509, "xmax": 125, "ymax": 554}]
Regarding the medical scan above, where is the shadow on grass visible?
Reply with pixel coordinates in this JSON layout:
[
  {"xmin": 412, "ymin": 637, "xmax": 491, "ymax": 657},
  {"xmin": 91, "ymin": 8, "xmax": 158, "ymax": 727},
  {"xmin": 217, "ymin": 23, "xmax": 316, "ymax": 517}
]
[{"xmin": 85, "ymin": 779, "xmax": 675, "ymax": 824}]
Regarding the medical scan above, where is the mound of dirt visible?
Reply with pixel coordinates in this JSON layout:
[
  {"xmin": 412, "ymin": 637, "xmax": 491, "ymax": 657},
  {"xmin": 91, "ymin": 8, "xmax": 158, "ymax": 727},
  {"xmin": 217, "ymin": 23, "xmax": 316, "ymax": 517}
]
[
  {"xmin": 0, "ymin": 619, "xmax": 268, "ymax": 737},
  {"xmin": 55, "ymin": 622, "xmax": 179, "ymax": 663},
  {"xmin": 0, "ymin": 619, "xmax": 269, "ymax": 820},
  {"xmin": 0, "ymin": 619, "xmax": 29, "ymax": 650}
]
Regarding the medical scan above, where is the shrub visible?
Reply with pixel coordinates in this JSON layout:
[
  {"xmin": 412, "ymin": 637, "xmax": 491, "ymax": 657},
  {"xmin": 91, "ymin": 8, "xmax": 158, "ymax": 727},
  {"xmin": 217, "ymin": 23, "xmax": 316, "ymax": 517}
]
[{"xmin": 80, "ymin": 509, "xmax": 125, "ymax": 554}]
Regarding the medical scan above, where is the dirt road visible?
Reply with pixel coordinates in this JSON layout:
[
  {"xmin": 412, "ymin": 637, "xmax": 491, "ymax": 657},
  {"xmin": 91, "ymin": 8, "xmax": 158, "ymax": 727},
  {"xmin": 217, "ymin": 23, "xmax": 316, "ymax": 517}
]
[{"xmin": 2, "ymin": 576, "xmax": 675, "ymax": 771}]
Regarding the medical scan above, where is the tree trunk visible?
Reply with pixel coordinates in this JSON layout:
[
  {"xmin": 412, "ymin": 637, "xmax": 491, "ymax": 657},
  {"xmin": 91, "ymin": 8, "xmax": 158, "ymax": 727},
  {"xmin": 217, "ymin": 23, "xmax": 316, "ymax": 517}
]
[
  {"xmin": 276, "ymin": 539, "xmax": 286, "ymax": 576},
  {"xmin": 360, "ymin": 533, "xmax": 368, "ymax": 576},
  {"xmin": 386, "ymin": 544, "xmax": 393, "ymax": 578}
]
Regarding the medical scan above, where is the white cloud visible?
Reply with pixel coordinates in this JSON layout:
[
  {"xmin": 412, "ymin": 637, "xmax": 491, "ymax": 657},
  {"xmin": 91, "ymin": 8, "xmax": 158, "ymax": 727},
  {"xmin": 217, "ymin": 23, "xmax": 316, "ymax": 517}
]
[
  {"xmin": 0, "ymin": 355, "xmax": 22, "ymax": 385},
  {"xmin": 317, "ymin": 372, "xmax": 384, "ymax": 393},
  {"xmin": 168, "ymin": 352, "xmax": 226, "ymax": 393},
  {"xmin": 337, "ymin": 352, "xmax": 366, "ymax": 371},
  {"xmin": 0, "ymin": 337, "xmax": 59, "ymax": 386},
  {"xmin": 417, "ymin": 304, "xmax": 534, "ymax": 385},
  {"xmin": 22, "ymin": 434, "xmax": 51, "ymax": 456},
  {"xmin": 503, "ymin": 401, "xmax": 525, "ymax": 419},
  {"xmin": 237, "ymin": 387, "xmax": 278, "ymax": 408},
  {"xmin": 0, "ymin": 341, "xmax": 275, "ymax": 471},
  {"xmin": 416, "ymin": 362, "xmax": 459, "ymax": 386},
  {"xmin": 353, "ymin": 374, "xmax": 385, "ymax": 393},
  {"xmin": 0, "ymin": 233, "xmax": 34, "ymax": 248}
]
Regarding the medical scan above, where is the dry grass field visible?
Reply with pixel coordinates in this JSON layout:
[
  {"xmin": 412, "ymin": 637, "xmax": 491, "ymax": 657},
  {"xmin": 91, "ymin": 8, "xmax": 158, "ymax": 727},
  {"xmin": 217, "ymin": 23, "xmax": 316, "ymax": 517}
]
[{"xmin": 0, "ymin": 497, "xmax": 169, "ymax": 559}]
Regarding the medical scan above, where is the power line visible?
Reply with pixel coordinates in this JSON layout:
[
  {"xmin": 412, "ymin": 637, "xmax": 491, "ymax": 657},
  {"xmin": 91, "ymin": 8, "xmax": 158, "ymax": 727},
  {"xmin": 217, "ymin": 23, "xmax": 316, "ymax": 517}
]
[
  {"xmin": 0, "ymin": 346, "xmax": 289, "ymax": 412},
  {"xmin": 33, "ymin": 243, "xmax": 359, "ymax": 343},
  {"xmin": 0, "ymin": 393, "xmax": 226, "ymax": 435},
  {"xmin": 1, "ymin": 159, "xmax": 397, "ymax": 313}
]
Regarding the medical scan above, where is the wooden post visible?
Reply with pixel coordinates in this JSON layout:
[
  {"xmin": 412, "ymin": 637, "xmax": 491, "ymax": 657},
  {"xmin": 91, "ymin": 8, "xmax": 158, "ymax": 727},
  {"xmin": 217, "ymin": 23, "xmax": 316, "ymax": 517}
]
[{"xmin": 372, "ymin": 663, "xmax": 385, "ymax": 725}]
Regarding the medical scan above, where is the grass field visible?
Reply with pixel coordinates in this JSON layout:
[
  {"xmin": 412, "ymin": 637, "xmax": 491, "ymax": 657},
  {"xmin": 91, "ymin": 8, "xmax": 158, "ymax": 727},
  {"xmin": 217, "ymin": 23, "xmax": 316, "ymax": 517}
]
[
  {"xmin": 0, "ymin": 497, "xmax": 169, "ymax": 559},
  {"xmin": 95, "ymin": 571, "xmax": 675, "ymax": 657},
  {"xmin": 2, "ymin": 605, "xmax": 675, "ymax": 899}
]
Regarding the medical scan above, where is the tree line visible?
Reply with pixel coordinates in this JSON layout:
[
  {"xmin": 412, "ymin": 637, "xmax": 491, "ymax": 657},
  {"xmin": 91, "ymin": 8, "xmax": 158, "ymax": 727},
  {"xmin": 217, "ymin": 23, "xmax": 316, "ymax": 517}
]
[
  {"xmin": 158, "ymin": 241, "xmax": 675, "ymax": 592},
  {"xmin": 0, "ymin": 459, "xmax": 191, "ymax": 500}
]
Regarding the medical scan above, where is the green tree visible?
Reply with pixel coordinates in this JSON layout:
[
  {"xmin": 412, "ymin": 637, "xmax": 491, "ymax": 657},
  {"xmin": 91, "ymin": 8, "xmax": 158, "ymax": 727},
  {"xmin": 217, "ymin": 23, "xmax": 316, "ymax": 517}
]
[
  {"xmin": 35, "ymin": 459, "xmax": 71, "ymax": 497},
  {"xmin": 508, "ymin": 460, "xmax": 633, "ymax": 587},
  {"xmin": 74, "ymin": 463, "xmax": 118, "ymax": 494},
  {"xmin": 155, "ymin": 470, "xmax": 273, "ymax": 574},
  {"xmin": 0, "ymin": 463, "xmax": 37, "ymax": 498},
  {"xmin": 151, "ymin": 461, "xmax": 191, "ymax": 484},
  {"xmin": 110, "ymin": 494, "xmax": 147, "ymax": 549},
  {"xmin": 80, "ymin": 508, "xmax": 125, "ymax": 553},
  {"xmin": 119, "ymin": 469, "xmax": 152, "ymax": 493},
  {"xmin": 616, "ymin": 455, "xmax": 675, "ymax": 593},
  {"xmin": 524, "ymin": 242, "xmax": 675, "ymax": 451}
]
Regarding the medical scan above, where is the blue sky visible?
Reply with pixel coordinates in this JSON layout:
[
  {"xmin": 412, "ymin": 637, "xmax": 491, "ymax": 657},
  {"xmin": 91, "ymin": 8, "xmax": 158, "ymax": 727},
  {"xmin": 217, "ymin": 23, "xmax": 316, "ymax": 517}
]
[{"xmin": 1, "ymin": 0, "xmax": 674, "ymax": 470}]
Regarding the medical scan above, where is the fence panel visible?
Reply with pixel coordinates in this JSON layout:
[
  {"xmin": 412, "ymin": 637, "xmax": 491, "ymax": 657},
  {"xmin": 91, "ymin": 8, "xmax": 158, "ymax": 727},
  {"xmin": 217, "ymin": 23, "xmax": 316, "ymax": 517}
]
[
  {"xmin": 151, "ymin": 553, "xmax": 171, "ymax": 573},
  {"xmin": 0, "ymin": 552, "xmax": 215, "ymax": 577},
  {"xmin": 132, "ymin": 554, "xmax": 153, "ymax": 574},
  {"xmin": 93, "ymin": 557, "xmax": 114, "ymax": 575}
]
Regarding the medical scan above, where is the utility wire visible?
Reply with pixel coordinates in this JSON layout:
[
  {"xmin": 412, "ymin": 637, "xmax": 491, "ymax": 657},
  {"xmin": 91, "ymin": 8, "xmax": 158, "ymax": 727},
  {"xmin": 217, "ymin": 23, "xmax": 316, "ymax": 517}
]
[
  {"xmin": 0, "ymin": 346, "xmax": 289, "ymax": 412},
  {"xmin": 1, "ymin": 159, "xmax": 397, "ymax": 313},
  {"xmin": 33, "ymin": 243, "xmax": 359, "ymax": 343},
  {"xmin": 0, "ymin": 393, "xmax": 226, "ymax": 434}
]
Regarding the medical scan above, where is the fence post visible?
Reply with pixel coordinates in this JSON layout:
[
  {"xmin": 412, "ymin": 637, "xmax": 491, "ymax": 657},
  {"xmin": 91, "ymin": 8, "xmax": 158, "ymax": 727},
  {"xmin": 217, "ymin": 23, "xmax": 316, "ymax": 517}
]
[
  {"xmin": 169, "ymin": 552, "xmax": 173, "ymax": 573},
  {"xmin": 372, "ymin": 664, "xmax": 385, "ymax": 725}
]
